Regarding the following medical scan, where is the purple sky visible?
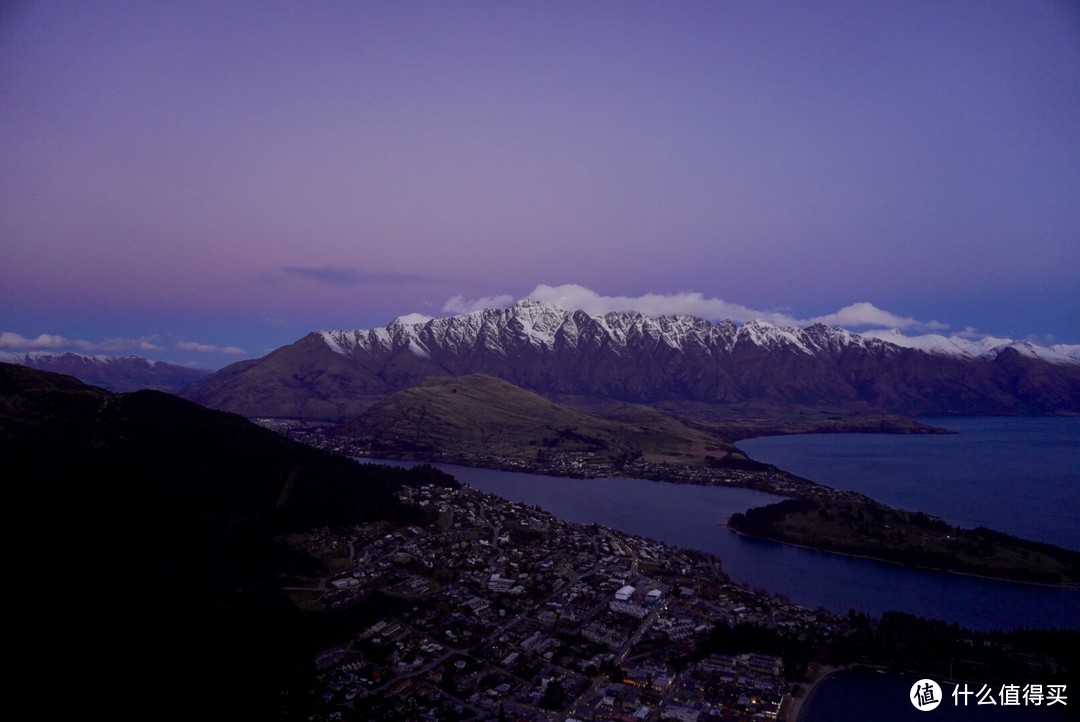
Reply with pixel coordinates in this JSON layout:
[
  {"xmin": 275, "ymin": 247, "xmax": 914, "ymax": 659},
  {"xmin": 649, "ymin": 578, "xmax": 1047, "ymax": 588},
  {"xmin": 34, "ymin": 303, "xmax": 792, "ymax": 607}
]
[{"xmin": 2, "ymin": 1, "xmax": 1078, "ymax": 367}]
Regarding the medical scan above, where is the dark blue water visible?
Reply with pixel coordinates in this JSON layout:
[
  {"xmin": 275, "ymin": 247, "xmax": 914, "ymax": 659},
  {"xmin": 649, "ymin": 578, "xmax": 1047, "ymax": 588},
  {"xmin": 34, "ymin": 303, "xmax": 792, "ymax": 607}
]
[
  {"xmin": 737, "ymin": 417, "xmax": 1080, "ymax": 551},
  {"xmin": 363, "ymin": 418, "xmax": 1080, "ymax": 630},
  {"xmin": 735, "ymin": 424, "xmax": 1076, "ymax": 722},
  {"xmin": 801, "ymin": 669, "xmax": 1070, "ymax": 721}
]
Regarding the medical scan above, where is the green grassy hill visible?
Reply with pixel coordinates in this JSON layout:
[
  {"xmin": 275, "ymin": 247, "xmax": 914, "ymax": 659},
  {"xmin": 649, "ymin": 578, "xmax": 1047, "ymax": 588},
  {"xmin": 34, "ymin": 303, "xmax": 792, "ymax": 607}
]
[{"xmin": 343, "ymin": 373, "xmax": 749, "ymax": 466}]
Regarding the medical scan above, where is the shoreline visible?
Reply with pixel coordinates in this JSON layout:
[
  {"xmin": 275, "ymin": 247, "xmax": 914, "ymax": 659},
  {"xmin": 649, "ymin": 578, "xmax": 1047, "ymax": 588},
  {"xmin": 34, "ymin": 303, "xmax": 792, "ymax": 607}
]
[
  {"xmin": 783, "ymin": 663, "xmax": 844, "ymax": 722},
  {"xmin": 356, "ymin": 452, "xmax": 1078, "ymax": 589},
  {"xmin": 727, "ymin": 526, "xmax": 1079, "ymax": 590}
]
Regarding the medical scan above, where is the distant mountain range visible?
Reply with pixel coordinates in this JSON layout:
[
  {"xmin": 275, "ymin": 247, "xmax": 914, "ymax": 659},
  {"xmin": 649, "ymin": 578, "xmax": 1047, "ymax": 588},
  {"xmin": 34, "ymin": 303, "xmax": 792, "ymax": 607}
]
[
  {"xmin": 0, "ymin": 351, "xmax": 208, "ymax": 392},
  {"xmin": 183, "ymin": 300, "xmax": 1080, "ymax": 418}
]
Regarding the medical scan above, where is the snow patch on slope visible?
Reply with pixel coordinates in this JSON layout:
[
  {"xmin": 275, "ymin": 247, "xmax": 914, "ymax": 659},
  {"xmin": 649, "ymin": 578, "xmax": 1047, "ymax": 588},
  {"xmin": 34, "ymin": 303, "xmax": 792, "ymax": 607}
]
[{"xmin": 319, "ymin": 331, "xmax": 349, "ymax": 356}]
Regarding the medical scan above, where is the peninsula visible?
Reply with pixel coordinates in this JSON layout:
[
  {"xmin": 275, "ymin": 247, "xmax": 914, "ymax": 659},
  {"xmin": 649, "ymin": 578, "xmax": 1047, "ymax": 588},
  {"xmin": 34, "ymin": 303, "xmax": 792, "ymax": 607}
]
[{"xmin": 728, "ymin": 498, "xmax": 1080, "ymax": 586}]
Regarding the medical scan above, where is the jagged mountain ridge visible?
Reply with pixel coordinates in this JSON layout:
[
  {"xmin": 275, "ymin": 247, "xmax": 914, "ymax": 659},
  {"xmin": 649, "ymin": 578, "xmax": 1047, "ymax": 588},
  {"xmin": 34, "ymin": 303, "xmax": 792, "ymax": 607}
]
[
  {"xmin": 859, "ymin": 329, "xmax": 1080, "ymax": 365},
  {"xmin": 0, "ymin": 351, "xmax": 209, "ymax": 393},
  {"xmin": 184, "ymin": 300, "xmax": 1080, "ymax": 418}
]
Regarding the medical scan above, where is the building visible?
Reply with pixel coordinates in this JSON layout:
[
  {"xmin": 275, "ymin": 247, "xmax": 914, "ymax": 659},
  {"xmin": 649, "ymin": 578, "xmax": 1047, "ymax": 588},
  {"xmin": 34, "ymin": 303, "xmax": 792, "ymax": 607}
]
[{"xmin": 610, "ymin": 599, "xmax": 649, "ymax": 619}]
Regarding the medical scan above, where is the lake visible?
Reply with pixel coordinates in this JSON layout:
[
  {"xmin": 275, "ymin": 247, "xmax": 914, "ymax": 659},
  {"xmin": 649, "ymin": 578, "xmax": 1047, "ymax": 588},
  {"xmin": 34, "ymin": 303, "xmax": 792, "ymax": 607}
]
[
  {"xmin": 799, "ymin": 669, "xmax": 1070, "ymax": 721},
  {"xmin": 737, "ymin": 416, "xmax": 1080, "ymax": 550},
  {"xmin": 362, "ymin": 418, "xmax": 1080, "ymax": 630}
]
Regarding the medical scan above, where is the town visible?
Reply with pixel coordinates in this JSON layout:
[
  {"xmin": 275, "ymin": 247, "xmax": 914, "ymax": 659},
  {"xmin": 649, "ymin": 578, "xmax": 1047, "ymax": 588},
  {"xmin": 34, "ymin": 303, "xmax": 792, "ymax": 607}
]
[
  {"xmin": 285, "ymin": 481, "xmax": 849, "ymax": 721},
  {"xmin": 257, "ymin": 417, "xmax": 863, "ymax": 506}
]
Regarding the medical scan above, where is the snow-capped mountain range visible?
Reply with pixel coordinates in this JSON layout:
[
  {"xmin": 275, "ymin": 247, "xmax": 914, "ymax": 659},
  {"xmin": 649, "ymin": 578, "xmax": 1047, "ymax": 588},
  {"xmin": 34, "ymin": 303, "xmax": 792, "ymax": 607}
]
[
  {"xmin": 319, "ymin": 300, "xmax": 1080, "ymax": 366},
  {"xmin": 859, "ymin": 329, "xmax": 1080, "ymax": 365},
  {"xmin": 184, "ymin": 300, "xmax": 1080, "ymax": 418}
]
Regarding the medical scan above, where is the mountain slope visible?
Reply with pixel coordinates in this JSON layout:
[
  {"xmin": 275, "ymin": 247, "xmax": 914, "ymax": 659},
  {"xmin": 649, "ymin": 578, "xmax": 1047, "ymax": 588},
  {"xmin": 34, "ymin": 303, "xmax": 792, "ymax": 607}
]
[
  {"xmin": 2, "ymin": 362, "xmax": 454, "ymax": 719},
  {"xmin": 182, "ymin": 333, "xmax": 393, "ymax": 417},
  {"xmin": 344, "ymin": 373, "xmax": 748, "ymax": 466},
  {"xmin": 184, "ymin": 300, "xmax": 1080, "ymax": 418},
  {"xmin": 0, "ymin": 351, "xmax": 209, "ymax": 392}
]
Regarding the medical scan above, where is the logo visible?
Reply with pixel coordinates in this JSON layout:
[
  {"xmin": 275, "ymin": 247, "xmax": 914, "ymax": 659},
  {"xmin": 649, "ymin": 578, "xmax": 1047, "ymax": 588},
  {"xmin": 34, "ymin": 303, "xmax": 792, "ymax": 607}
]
[{"xmin": 911, "ymin": 679, "xmax": 943, "ymax": 711}]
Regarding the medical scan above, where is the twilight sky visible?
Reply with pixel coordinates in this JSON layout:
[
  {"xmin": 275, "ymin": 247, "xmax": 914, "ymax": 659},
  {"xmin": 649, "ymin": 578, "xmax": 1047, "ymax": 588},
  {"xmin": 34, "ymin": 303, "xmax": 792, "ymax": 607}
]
[{"xmin": 2, "ymin": 1, "xmax": 1078, "ymax": 367}]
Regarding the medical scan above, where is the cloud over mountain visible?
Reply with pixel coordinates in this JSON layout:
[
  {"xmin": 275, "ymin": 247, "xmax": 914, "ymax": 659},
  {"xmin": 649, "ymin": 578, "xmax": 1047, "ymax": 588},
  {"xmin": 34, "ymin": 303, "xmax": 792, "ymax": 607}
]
[
  {"xmin": 0, "ymin": 332, "xmax": 78, "ymax": 350},
  {"xmin": 1, "ymin": 331, "xmax": 163, "ymax": 353},
  {"xmin": 1, "ymin": 331, "xmax": 246, "ymax": 358},
  {"xmin": 442, "ymin": 293, "xmax": 515, "ymax": 314},
  {"xmin": 808, "ymin": 303, "xmax": 947, "ymax": 331},
  {"xmin": 440, "ymin": 284, "xmax": 947, "ymax": 333}
]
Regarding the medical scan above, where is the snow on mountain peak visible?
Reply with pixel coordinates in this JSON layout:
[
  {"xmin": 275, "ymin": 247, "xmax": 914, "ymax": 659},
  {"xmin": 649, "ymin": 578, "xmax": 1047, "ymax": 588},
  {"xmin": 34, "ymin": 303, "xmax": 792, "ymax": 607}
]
[
  {"xmin": 314, "ymin": 302, "xmax": 1079, "ymax": 367},
  {"xmin": 1049, "ymin": 344, "xmax": 1080, "ymax": 363},
  {"xmin": 318, "ymin": 331, "xmax": 350, "ymax": 356},
  {"xmin": 393, "ymin": 312, "xmax": 435, "ymax": 326},
  {"xmin": 860, "ymin": 329, "xmax": 1080, "ymax": 365}
]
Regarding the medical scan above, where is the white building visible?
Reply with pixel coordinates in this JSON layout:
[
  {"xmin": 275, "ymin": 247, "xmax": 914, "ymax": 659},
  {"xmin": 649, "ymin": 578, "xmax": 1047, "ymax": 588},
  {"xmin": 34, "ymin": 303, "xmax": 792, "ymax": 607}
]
[
  {"xmin": 488, "ymin": 573, "xmax": 515, "ymax": 593},
  {"xmin": 610, "ymin": 599, "xmax": 649, "ymax": 619}
]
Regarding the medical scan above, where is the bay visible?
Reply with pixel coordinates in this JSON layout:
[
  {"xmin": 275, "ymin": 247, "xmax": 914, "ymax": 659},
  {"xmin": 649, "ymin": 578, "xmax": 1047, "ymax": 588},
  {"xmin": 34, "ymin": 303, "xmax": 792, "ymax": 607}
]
[
  {"xmin": 736, "ymin": 416, "xmax": 1080, "ymax": 551},
  {"xmin": 727, "ymin": 420, "xmax": 1076, "ymax": 722}
]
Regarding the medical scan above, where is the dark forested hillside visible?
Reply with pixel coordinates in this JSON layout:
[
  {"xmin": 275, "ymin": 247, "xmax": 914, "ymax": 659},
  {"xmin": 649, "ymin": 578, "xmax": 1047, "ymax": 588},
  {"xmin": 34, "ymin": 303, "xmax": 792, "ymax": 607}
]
[{"xmin": 2, "ymin": 362, "xmax": 454, "ymax": 718}]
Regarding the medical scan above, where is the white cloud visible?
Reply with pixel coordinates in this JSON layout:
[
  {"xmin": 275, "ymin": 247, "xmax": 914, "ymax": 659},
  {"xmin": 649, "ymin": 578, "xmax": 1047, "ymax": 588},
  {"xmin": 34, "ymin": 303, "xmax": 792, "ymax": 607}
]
[
  {"xmin": 176, "ymin": 341, "xmax": 216, "ymax": 353},
  {"xmin": 176, "ymin": 341, "xmax": 246, "ymax": 354},
  {"xmin": 440, "ymin": 283, "xmax": 950, "ymax": 333},
  {"xmin": 808, "ymin": 302, "xmax": 947, "ymax": 331},
  {"xmin": 0, "ymin": 331, "xmax": 86, "ymax": 350},
  {"xmin": 1, "ymin": 331, "xmax": 168, "ymax": 353},
  {"xmin": 1, "ymin": 331, "xmax": 244, "ymax": 361},
  {"xmin": 394, "ymin": 312, "xmax": 435, "ymax": 325},
  {"xmin": 97, "ymin": 336, "xmax": 165, "ymax": 352},
  {"xmin": 442, "ymin": 293, "xmax": 515, "ymax": 314},
  {"xmin": 524, "ymin": 283, "xmax": 802, "ymax": 326}
]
